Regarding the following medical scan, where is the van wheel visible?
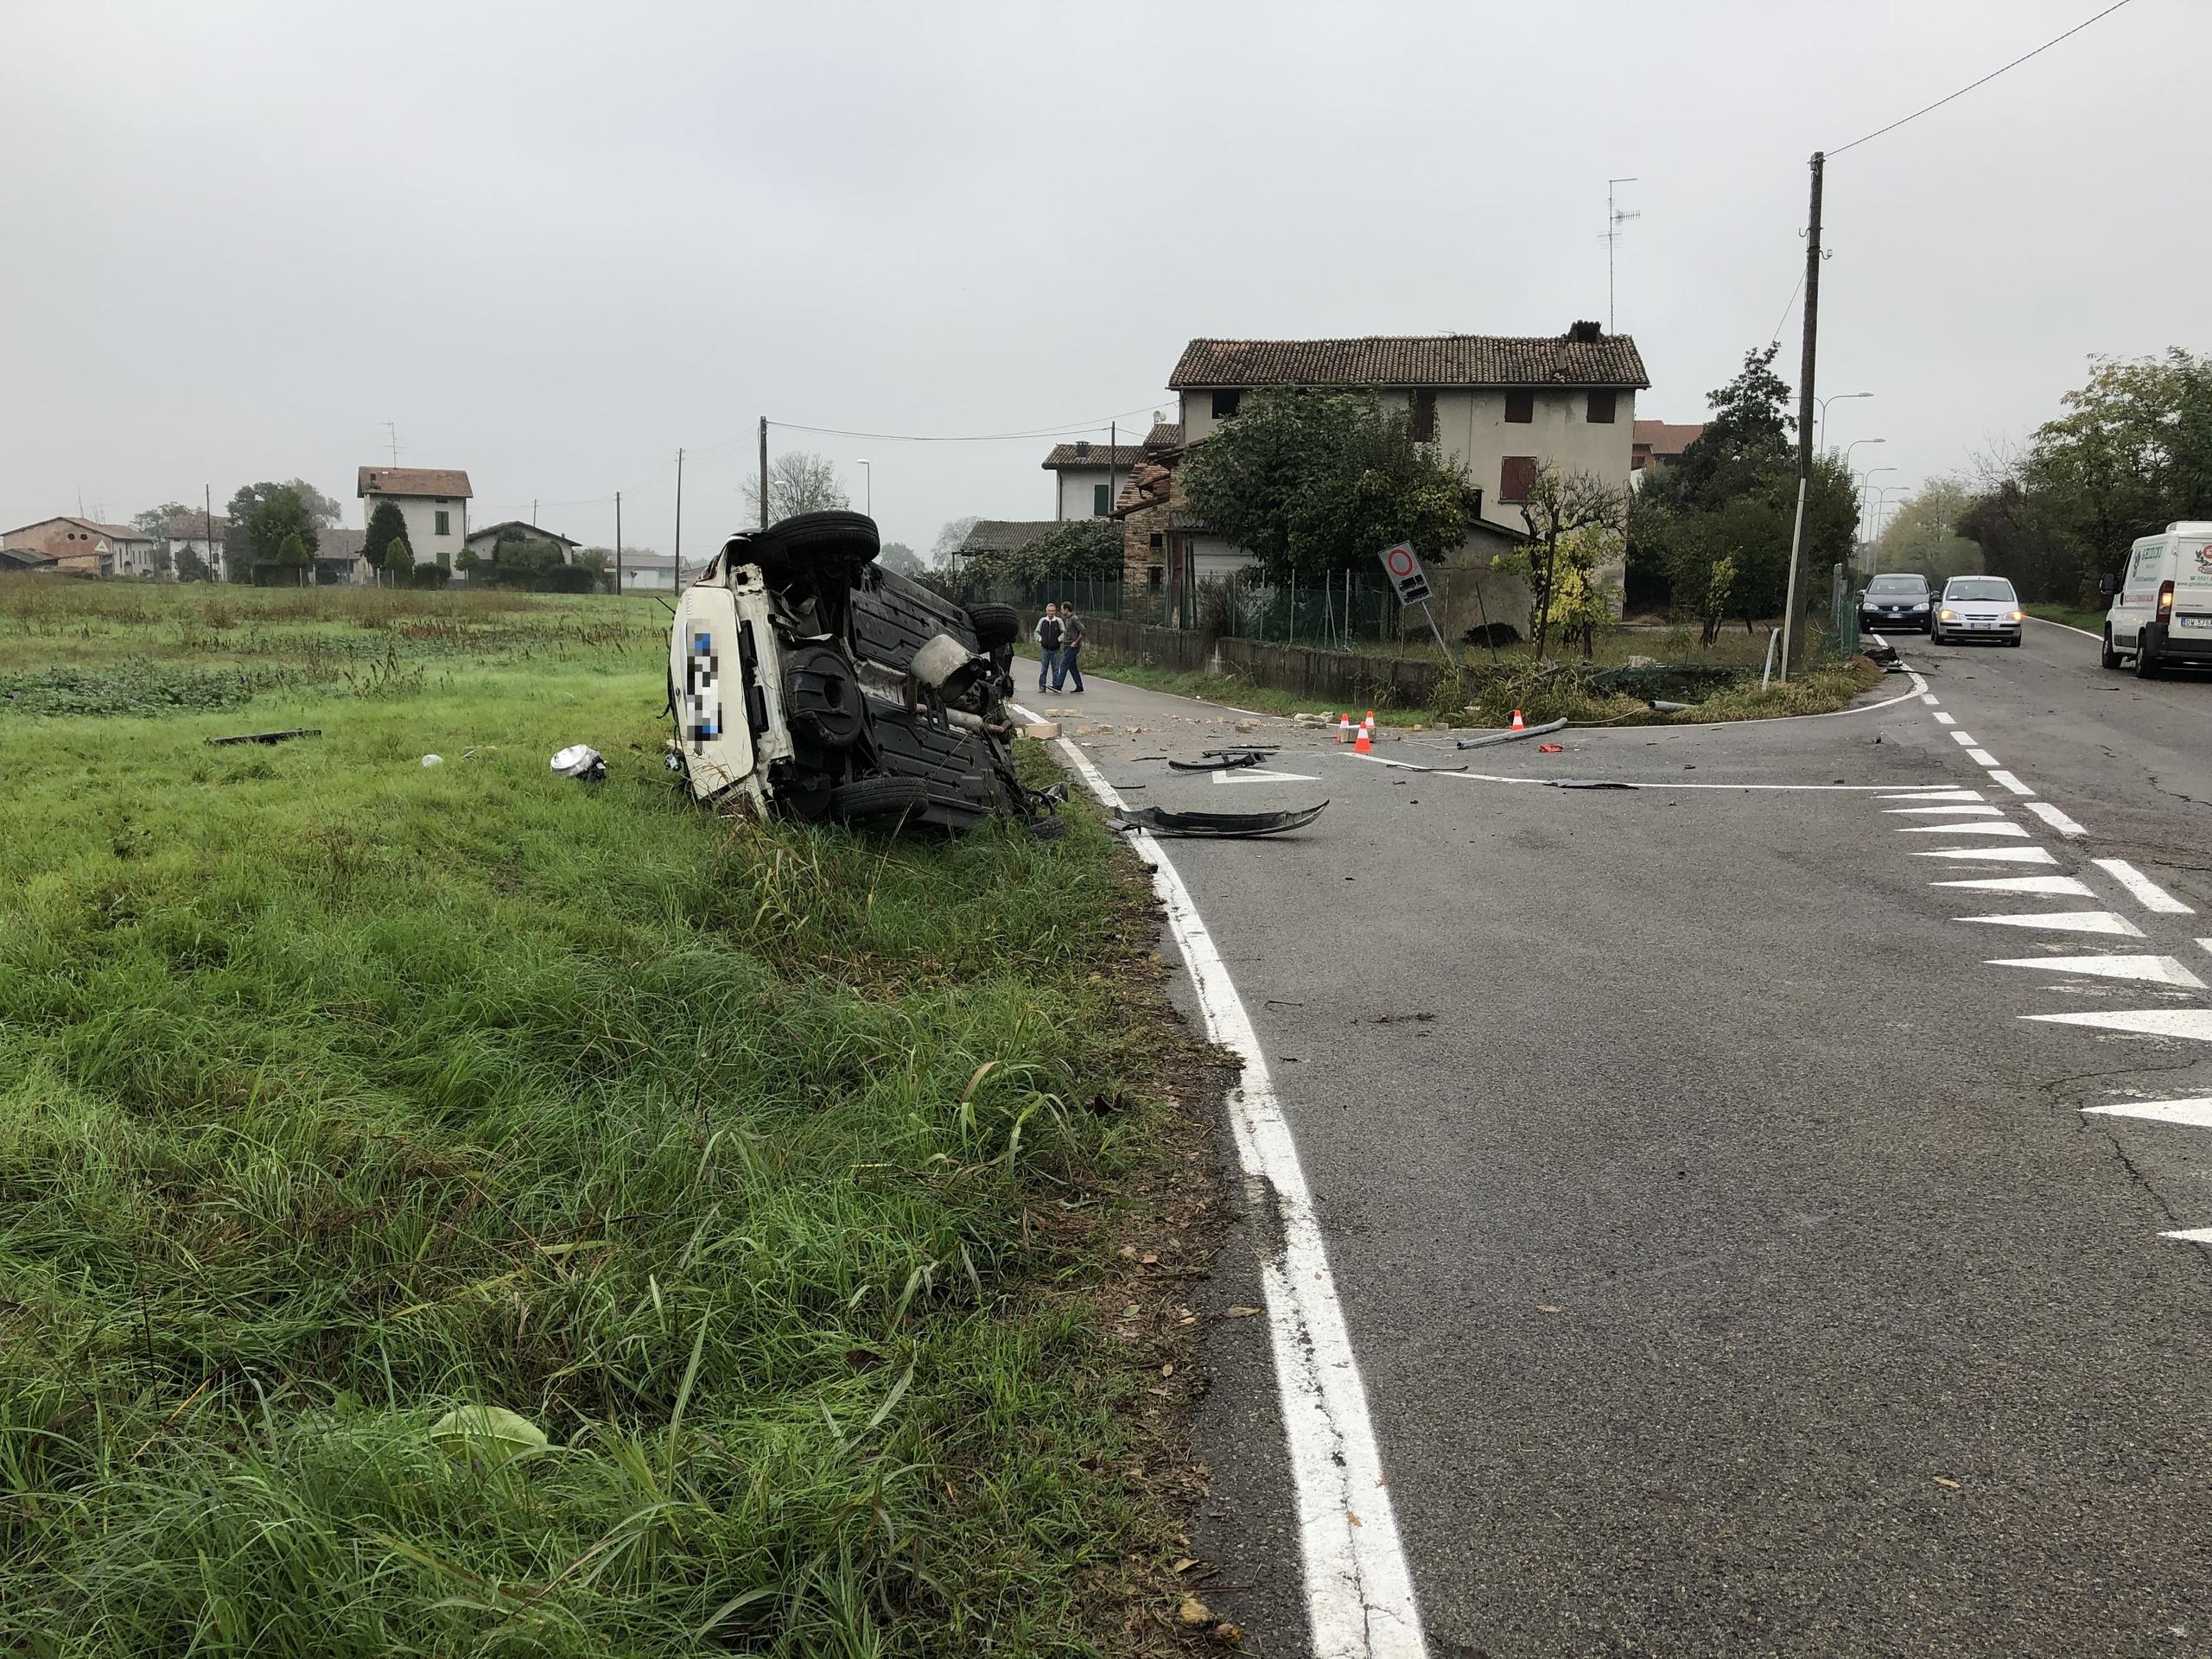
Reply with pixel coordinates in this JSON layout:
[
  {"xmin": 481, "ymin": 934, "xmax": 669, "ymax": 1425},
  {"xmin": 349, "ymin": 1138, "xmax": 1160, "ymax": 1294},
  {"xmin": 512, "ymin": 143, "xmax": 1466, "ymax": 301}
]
[
  {"xmin": 830, "ymin": 775, "xmax": 933, "ymax": 824},
  {"xmin": 2135, "ymin": 628, "xmax": 2164, "ymax": 678},
  {"xmin": 2101, "ymin": 628, "xmax": 2124, "ymax": 670},
  {"xmin": 966, "ymin": 602, "xmax": 1020, "ymax": 651}
]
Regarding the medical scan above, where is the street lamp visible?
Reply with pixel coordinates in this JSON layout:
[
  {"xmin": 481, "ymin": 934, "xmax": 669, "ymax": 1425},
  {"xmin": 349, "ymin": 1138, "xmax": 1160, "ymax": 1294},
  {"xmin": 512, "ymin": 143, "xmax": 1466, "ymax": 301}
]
[
  {"xmin": 1872, "ymin": 486, "xmax": 1913, "ymax": 543},
  {"xmin": 856, "ymin": 459, "xmax": 872, "ymax": 518},
  {"xmin": 1815, "ymin": 391, "xmax": 1872, "ymax": 452},
  {"xmin": 1842, "ymin": 436, "xmax": 1885, "ymax": 480}
]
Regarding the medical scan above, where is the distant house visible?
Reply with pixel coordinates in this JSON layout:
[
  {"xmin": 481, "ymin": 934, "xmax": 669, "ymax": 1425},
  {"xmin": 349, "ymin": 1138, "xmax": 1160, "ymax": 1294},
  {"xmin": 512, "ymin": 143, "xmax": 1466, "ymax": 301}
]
[
  {"xmin": 0, "ymin": 545, "xmax": 57, "ymax": 572},
  {"xmin": 464, "ymin": 520, "xmax": 581, "ymax": 561},
  {"xmin": 357, "ymin": 467, "xmax": 472, "ymax": 577},
  {"xmin": 0, "ymin": 516, "xmax": 161, "ymax": 576},
  {"xmin": 1632, "ymin": 419, "xmax": 1704, "ymax": 483},
  {"xmin": 957, "ymin": 520, "xmax": 1058, "ymax": 563},
  {"xmin": 314, "ymin": 526, "xmax": 369, "ymax": 585},
  {"xmin": 613, "ymin": 552, "xmax": 683, "ymax": 592},
  {"xmin": 1039, "ymin": 442, "xmax": 1147, "ymax": 521},
  {"xmin": 150, "ymin": 509, "xmax": 230, "ymax": 581}
]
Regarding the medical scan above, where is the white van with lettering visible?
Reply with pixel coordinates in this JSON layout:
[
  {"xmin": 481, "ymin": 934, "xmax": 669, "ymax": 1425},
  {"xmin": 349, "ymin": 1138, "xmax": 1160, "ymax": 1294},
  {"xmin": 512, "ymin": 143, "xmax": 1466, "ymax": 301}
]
[{"xmin": 2100, "ymin": 521, "xmax": 2212, "ymax": 677}]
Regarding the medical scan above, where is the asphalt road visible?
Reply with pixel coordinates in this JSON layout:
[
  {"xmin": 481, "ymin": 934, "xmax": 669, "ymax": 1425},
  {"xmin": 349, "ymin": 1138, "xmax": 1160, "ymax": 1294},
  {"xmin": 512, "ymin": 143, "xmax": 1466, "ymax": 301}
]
[{"xmin": 1032, "ymin": 623, "xmax": 2212, "ymax": 1658}]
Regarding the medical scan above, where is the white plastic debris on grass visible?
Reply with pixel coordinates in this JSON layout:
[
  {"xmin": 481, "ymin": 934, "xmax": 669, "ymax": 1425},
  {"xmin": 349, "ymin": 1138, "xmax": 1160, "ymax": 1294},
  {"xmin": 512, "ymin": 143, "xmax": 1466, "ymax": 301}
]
[
  {"xmin": 550, "ymin": 744, "xmax": 607, "ymax": 781},
  {"xmin": 420, "ymin": 754, "xmax": 443, "ymax": 768},
  {"xmin": 426, "ymin": 1405, "xmax": 549, "ymax": 1465}
]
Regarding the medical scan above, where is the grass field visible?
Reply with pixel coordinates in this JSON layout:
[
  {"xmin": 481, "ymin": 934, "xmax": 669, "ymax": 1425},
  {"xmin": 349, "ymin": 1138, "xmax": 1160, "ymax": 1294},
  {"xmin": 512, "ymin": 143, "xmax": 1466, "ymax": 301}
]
[
  {"xmin": 0, "ymin": 581, "xmax": 1216, "ymax": 1656},
  {"xmin": 2025, "ymin": 601, "xmax": 2107, "ymax": 634}
]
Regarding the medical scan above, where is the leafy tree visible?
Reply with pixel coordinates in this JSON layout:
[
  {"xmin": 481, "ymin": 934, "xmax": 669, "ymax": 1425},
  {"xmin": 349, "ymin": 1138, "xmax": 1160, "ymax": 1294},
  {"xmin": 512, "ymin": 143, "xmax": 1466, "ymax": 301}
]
[
  {"xmin": 385, "ymin": 534, "xmax": 414, "ymax": 588},
  {"xmin": 174, "ymin": 543, "xmax": 213, "ymax": 583},
  {"xmin": 878, "ymin": 541, "xmax": 922, "ymax": 576},
  {"xmin": 363, "ymin": 500, "xmax": 409, "ymax": 584},
  {"xmin": 1180, "ymin": 389, "xmax": 1471, "ymax": 581},
  {"xmin": 955, "ymin": 519, "xmax": 1122, "ymax": 595},
  {"xmin": 1491, "ymin": 463, "xmax": 1627, "ymax": 658},
  {"xmin": 132, "ymin": 502, "xmax": 192, "ymax": 537},
  {"xmin": 1870, "ymin": 476, "xmax": 1981, "ymax": 584},
  {"xmin": 742, "ymin": 452, "xmax": 850, "ymax": 525},
  {"xmin": 244, "ymin": 485, "xmax": 320, "ymax": 583},
  {"xmin": 1960, "ymin": 351, "xmax": 2212, "ymax": 601},
  {"xmin": 275, "ymin": 531, "xmax": 312, "ymax": 586},
  {"xmin": 571, "ymin": 546, "xmax": 612, "ymax": 591}
]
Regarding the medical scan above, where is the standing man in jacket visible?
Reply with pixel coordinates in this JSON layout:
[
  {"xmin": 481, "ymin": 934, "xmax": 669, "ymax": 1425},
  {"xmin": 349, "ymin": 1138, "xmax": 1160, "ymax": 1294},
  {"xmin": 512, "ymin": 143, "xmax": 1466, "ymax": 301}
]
[
  {"xmin": 1033, "ymin": 603, "xmax": 1063, "ymax": 693},
  {"xmin": 1056, "ymin": 602, "xmax": 1085, "ymax": 694}
]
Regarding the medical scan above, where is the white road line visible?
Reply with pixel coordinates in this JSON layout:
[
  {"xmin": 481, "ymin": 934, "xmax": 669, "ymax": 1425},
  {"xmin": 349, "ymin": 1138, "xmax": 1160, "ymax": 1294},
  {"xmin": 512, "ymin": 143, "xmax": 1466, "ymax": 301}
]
[
  {"xmin": 2161, "ymin": 1227, "xmax": 2212, "ymax": 1245},
  {"xmin": 2093, "ymin": 859, "xmax": 2195, "ymax": 915},
  {"xmin": 2022, "ymin": 800, "xmax": 2088, "ymax": 837},
  {"xmin": 2082, "ymin": 1099, "xmax": 2212, "ymax": 1129},
  {"xmin": 2026, "ymin": 1008, "xmax": 2212, "ymax": 1042},
  {"xmin": 1986, "ymin": 770, "xmax": 2037, "ymax": 797},
  {"xmin": 1986, "ymin": 953, "xmax": 2204, "ymax": 988},
  {"xmin": 1934, "ymin": 712, "xmax": 1957, "ymax": 726},
  {"xmin": 1895, "ymin": 821, "xmax": 2029, "ymax": 837},
  {"xmin": 1347, "ymin": 755, "xmax": 1900, "ymax": 791},
  {"xmin": 1950, "ymin": 730, "xmax": 1979, "ymax": 747},
  {"xmin": 1884, "ymin": 804, "xmax": 2003, "ymax": 817},
  {"xmin": 2029, "ymin": 613, "xmax": 2105, "ymax": 643},
  {"xmin": 1935, "ymin": 874, "xmax": 2096, "ymax": 896},
  {"xmin": 1881, "ymin": 789, "xmax": 1984, "ymax": 802},
  {"xmin": 1958, "ymin": 910, "xmax": 2145, "ymax": 937},
  {"xmin": 1036, "ymin": 716, "xmax": 1427, "ymax": 1656},
  {"xmin": 1212, "ymin": 767, "xmax": 1321, "ymax": 785},
  {"xmin": 1921, "ymin": 693, "xmax": 1940, "ymax": 706},
  {"xmin": 1915, "ymin": 845, "xmax": 2058, "ymax": 865},
  {"xmin": 1966, "ymin": 747, "xmax": 2002, "ymax": 767}
]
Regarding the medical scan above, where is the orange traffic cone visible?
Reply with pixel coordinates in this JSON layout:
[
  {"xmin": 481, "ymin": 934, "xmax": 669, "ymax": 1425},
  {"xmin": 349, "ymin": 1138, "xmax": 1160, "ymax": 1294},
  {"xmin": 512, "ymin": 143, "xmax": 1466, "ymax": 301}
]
[
  {"xmin": 1363, "ymin": 710, "xmax": 1376, "ymax": 737},
  {"xmin": 1335, "ymin": 712, "xmax": 1351, "ymax": 744},
  {"xmin": 1353, "ymin": 721, "xmax": 1373, "ymax": 754},
  {"xmin": 1510, "ymin": 709, "xmax": 1526, "ymax": 733}
]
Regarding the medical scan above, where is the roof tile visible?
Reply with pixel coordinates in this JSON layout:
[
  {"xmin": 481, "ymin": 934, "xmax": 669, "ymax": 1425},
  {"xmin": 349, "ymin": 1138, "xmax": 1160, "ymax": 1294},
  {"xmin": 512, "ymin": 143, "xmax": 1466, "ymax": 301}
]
[
  {"xmin": 1169, "ymin": 332, "xmax": 1649, "ymax": 391},
  {"xmin": 358, "ymin": 467, "xmax": 474, "ymax": 499}
]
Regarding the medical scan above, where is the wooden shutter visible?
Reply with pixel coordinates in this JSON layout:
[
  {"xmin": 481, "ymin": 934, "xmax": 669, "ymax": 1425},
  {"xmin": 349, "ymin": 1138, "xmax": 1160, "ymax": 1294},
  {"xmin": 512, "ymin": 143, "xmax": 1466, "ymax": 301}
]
[
  {"xmin": 1586, "ymin": 390, "xmax": 1617, "ymax": 423},
  {"xmin": 1504, "ymin": 389, "xmax": 1535, "ymax": 423},
  {"xmin": 1499, "ymin": 456, "xmax": 1537, "ymax": 503}
]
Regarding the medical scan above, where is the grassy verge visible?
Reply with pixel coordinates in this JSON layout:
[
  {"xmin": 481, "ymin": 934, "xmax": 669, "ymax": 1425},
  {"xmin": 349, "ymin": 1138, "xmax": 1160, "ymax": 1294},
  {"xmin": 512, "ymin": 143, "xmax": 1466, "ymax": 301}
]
[
  {"xmin": 0, "ymin": 582, "xmax": 1219, "ymax": 1656},
  {"xmin": 1028, "ymin": 645, "xmax": 1884, "ymax": 728},
  {"xmin": 2025, "ymin": 601, "xmax": 2107, "ymax": 633}
]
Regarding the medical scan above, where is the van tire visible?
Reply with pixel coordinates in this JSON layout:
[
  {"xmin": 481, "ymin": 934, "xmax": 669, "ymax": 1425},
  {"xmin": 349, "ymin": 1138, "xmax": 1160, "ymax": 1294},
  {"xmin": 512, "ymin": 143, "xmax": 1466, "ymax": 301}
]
[
  {"xmin": 752, "ymin": 511, "xmax": 880, "ymax": 590},
  {"xmin": 2101, "ymin": 628, "xmax": 2124, "ymax": 670},
  {"xmin": 2135, "ymin": 627, "xmax": 2164, "ymax": 678}
]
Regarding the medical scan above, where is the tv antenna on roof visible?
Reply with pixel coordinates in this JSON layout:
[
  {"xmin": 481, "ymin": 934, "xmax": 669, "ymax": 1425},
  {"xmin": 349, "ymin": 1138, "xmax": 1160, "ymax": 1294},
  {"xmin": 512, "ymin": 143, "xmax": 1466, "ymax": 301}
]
[
  {"xmin": 382, "ymin": 422, "xmax": 400, "ymax": 465},
  {"xmin": 1603, "ymin": 178, "xmax": 1640, "ymax": 333}
]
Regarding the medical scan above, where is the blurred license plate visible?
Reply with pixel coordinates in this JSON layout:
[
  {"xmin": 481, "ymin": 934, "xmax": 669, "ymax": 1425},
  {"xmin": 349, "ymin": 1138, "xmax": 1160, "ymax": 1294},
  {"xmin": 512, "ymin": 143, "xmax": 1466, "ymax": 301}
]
[{"xmin": 2178, "ymin": 615, "xmax": 2212, "ymax": 629}]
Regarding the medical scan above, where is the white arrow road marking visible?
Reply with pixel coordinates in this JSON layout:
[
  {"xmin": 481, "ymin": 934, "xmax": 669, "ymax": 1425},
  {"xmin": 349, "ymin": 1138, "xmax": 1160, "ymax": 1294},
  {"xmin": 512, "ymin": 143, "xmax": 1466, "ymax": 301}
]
[
  {"xmin": 1986, "ymin": 953, "xmax": 2204, "ymax": 988},
  {"xmin": 1213, "ymin": 767, "xmax": 1322, "ymax": 785},
  {"xmin": 2023, "ymin": 801, "xmax": 2088, "ymax": 837},
  {"xmin": 2161, "ymin": 1227, "xmax": 2212, "ymax": 1245},
  {"xmin": 1030, "ymin": 709, "xmax": 1427, "ymax": 1657},
  {"xmin": 1987, "ymin": 771, "xmax": 2037, "ymax": 796},
  {"xmin": 2093, "ymin": 859, "xmax": 2195, "ymax": 915},
  {"xmin": 1915, "ymin": 845, "xmax": 2059, "ymax": 864},
  {"xmin": 1935, "ymin": 874, "xmax": 2097, "ymax": 896},
  {"xmin": 1880, "ymin": 789, "xmax": 1986, "ymax": 802},
  {"xmin": 1896, "ymin": 821, "xmax": 2029, "ymax": 836},
  {"xmin": 1885, "ymin": 804, "xmax": 2004, "ymax": 817},
  {"xmin": 2082, "ymin": 1099, "xmax": 2212, "ymax": 1129},
  {"xmin": 2024, "ymin": 1008, "xmax": 2212, "ymax": 1041},
  {"xmin": 1960, "ymin": 910, "xmax": 2145, "ymax": 937}
]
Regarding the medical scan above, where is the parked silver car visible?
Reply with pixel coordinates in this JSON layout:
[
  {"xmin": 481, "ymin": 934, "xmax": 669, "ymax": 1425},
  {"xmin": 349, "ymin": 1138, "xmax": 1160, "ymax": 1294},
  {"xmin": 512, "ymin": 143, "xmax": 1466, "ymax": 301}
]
[{"xmin": 1929, "ymin": 575, "xmax": 2024, "ymax": 646}]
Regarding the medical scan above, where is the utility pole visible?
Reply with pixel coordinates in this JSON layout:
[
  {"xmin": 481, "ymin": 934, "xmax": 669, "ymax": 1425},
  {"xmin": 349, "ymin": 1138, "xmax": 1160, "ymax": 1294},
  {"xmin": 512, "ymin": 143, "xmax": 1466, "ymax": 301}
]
[
  {"xmin": 1109, "ymin": 421, "xmax": 1117, "ymax": 525},
  {"xmin": 1778, "ymin": 150, "xmax": 1824, "ymax": 681},
  {"xmin": 757, "ymin": 417, "xmax": 769, "ymax": 530},
  {"xmin": 1605, "ymin": 178, "xmax": 1640, "ymax": 334},
  {"xmin": 204, "ymin": 483, "xmax": 214, "ymax": 584},
  {"xmin": 614, "ymin": 491, "xmax": 623, "ymax": 596},
  {"xmin": 673, "ymin": 448, "xmax": 685, "ymax": 588},
  {"xmin": 531, "ymin": 499, "xmax": 537, "ymax": 527}
]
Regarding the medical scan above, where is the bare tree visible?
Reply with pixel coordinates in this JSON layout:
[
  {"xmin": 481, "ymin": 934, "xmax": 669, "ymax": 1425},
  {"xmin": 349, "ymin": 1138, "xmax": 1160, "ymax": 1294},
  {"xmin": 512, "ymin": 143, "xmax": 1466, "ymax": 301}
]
[
  {"xmin": 931, "ymin": 516, "xmax": 980, "ymax": 566},
  {"xmin": 742, "ymin": 451, "xmax": 850, "ymax": 525}
]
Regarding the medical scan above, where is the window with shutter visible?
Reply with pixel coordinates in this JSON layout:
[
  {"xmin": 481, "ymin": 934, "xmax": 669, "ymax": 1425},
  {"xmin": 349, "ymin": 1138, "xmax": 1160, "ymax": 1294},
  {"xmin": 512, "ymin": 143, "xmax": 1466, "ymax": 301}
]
[
  {"xmin": 1500, "ymin": 456, "xmax": 1537, "ymax": 503},
  {"xmin": 1586, "ymin": 390, "xmax": 1617, "ymax": 423},
  {"xmin": 1503, "ymin": 389, "xmax": 1535, "ymax": 423},
  {"xmin": 1211, "ymin": 390, "xmax": 1243, "ymax": 420},
  {"xmin": 1093, "ymin": 483, "xmax": 1109, "ymax": 516},
  {"xmin": 1411, "ymin": 389, "xmax": 1436, "ymax": 442}
]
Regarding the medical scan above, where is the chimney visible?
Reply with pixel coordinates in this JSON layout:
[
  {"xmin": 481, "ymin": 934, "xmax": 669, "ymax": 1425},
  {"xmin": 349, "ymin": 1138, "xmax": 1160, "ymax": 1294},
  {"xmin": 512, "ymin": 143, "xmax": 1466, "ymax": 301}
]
[
  {"xmin": 1075, "ymin": 440, "xmax": 1090, "ymax": 459},
  {"xmin": 1567, "ymin": 320, "xmax": 1603, "ymax": 343}
]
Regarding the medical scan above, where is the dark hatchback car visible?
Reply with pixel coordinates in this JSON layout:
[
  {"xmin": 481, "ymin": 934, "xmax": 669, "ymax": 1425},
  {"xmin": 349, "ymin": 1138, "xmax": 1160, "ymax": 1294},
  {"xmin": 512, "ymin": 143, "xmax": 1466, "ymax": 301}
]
[{"xmin": 1859, "ymin": 572, "xmax": 1933, "ymax": 632}]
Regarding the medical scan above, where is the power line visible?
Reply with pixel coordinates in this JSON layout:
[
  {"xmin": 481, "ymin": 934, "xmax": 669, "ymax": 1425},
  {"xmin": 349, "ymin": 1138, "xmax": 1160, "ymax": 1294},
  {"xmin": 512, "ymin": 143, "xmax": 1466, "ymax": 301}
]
[
  {"xmin": 1829, "ymin": 0, "xmax": 2136, "ymax": 157},
  {"xmin": 770, "ymin": 404, "xmax": 1160, "ymax": 444},
  {"xmin": 1769, "ymin": 267, "xmax": 1807, "ymax": 346}
]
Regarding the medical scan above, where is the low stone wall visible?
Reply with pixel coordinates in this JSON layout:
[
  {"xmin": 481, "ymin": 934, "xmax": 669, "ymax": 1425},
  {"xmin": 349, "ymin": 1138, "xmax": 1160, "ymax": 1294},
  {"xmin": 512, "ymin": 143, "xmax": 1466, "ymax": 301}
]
[{"xmin": 1029, "ymin": 613, "xmax": 1448, "ymax": 709}]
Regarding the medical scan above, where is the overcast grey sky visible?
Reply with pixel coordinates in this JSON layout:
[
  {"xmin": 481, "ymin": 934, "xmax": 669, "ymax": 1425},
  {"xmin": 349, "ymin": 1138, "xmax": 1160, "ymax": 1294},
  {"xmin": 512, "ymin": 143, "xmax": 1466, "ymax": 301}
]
[{"xmin": 3, "ymin": 1, "xmax": 2200, "ymax": 557}]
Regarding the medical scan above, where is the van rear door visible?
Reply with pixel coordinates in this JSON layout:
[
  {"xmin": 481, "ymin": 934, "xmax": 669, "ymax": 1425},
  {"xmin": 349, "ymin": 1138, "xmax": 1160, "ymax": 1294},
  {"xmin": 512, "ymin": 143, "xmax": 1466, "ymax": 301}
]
[{"xmin": 2172, "ymin": 537, "xmax": 2212, "ymax": 632}]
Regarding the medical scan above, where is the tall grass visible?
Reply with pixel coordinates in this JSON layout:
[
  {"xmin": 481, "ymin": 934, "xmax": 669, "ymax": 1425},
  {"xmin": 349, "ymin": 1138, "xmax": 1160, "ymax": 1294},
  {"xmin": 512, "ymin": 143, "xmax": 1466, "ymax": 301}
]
[{"xmin": 0, "ymin": 582, "xmax": 1190, "ymax": 1655}]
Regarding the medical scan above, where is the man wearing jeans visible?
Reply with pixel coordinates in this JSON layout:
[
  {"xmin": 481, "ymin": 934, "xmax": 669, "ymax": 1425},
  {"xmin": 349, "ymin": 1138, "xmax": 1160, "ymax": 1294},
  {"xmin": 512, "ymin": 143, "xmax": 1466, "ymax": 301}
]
[
  {"xmin": 1057, "ymin": 602, "xmax": 1085, "ymax": 693},
  {"xmin": 1033, "ymin": 603, "xmax": 1063, "ymax": 693}
]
